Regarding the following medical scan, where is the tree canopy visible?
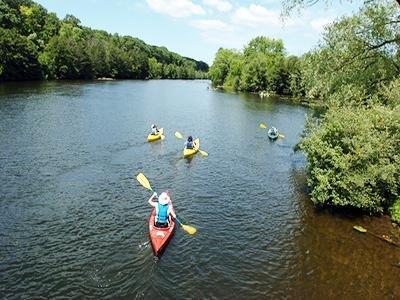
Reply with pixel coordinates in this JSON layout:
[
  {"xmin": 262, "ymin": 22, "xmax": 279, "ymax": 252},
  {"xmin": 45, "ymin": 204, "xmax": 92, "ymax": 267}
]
[
  {"xmin": 282, "ymin": 0, "xmax": 400, "ymax": 14},
  {"xmin": 209, "ymin": 36, "xmax": 298, "ymax": 95},
  {"xmin": 0, "ymin": 0, "xmax": 208, "ymax": 81}
]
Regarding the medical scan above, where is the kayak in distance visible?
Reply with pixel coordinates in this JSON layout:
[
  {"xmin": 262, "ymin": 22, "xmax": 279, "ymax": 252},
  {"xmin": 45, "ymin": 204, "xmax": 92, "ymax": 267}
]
[
  {"xmin": 267, "ymin": 127, "xmax": 279, "ymax": 140},
  {"xmin": 147, "ymin": 128, "xmax": 164, "ymax": 142}
]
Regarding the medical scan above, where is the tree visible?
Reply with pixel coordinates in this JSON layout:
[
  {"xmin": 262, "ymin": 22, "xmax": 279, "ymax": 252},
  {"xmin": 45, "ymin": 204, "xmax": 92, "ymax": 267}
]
[
  {"xmin": 0, "ymin": 0, "xmax": 21, "ymax": 29},
  {"xmin": 209, "ymin": 48, "xmax": 239, "ymax": 87},
  {"xmin": 0, "ymin": 27, "xmax": 42, "ymax": 80},
  {"xmin": 282, "ymin": 0, "xmax": 400, "ymax": 14},
  {"xmin": 148, "ymin": 57, "xmax": 162, "ymax": 79},
  {"xmin": 243, "ymin": 36, "xmax": 285, "ymax": 57},
  {"xmin": 0, "ymin": 0, "xmax": 208, "ymax": 81},
  {"xmin": 300, "ymin": 104, "xmax": 400, "ymax": 213},
  {"xmin": 299, "ymin": 1, "xmax": 400, "ymax": 105}
]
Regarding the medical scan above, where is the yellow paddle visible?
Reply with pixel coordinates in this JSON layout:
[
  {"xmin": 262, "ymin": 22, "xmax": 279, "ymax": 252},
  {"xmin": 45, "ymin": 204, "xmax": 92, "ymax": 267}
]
[
  {"xmin": 175, "ymin": 131, "xmax": 183, "ymax": 139},
  {"xmin": 259, "ymin": 123, "xmax": 267, "ymax": 129},
  {"xmin": 353, "ymin": 225, "xmax": 399, "ymax": 247},
  {"xmin": 198, "ymin": 149, "xmax": 208, "ymax": 157},
  {"xmin": 136, "ymin": 172, "xmax": 197, "ymax": 235},
  {"xmin": 175, "ymin": 131, "xmax": 208, "ymax": 157},
  {"xmin": 175, "ymin": 217, "xmax": 197, "ymax": 235},
  {"xmin": 136, "ymin": 172, "xmax": 153, "ymax": 191}
]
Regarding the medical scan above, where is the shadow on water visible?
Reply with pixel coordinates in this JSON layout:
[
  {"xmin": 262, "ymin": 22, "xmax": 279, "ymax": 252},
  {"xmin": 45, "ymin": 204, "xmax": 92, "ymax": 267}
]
[{"xmin": 286, "ymin": 167, "xmax": 400, "ymax": 299}]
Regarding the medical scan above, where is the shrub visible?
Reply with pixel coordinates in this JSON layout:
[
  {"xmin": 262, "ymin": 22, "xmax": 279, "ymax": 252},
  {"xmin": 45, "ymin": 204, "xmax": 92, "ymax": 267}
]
[
  {"xmin": 390, "ymin": 199, "xmax": 400, "ymax": 224},
  {"xmin": 300, "ymin": 105, "xmax": 400, "ymax": 213}
]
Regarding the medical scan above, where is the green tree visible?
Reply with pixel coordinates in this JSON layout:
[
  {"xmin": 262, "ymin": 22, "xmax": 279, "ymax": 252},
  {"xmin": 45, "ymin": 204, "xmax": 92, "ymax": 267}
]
[
  {"xmin": 282, "ymin": 0, "xmax": 400, "ymax": 14},
  {"xmin": 0, "ymin": 0, "xmax": 21, "ymax": 29},
  {"xmin": 0, "ymin": 27, "xmax": 42, "ymax": 80},
  {"xmin": 300, "ymin": 104, "xmax": 400, "ymax": 213},
  {"xmin": 209, "ymin": 37, "xmax": 295, "ymax": 94},
  {"xmin": 240, "ymin": 37, "xmax": 286, "ymax": 92},
  {"xmin": 299, "ymin": 1, "xmax": 400, "ymax": 105},
  {"xmin": 0, "ymin": 0, "xmax": 208, "ymax": 81},
  {"xmin": 148, "ymin": 57, "xmax": 162, "ymax": 79},
  {"xmin": 209, "ymin": 48, "xmax": 241, "ymax": 87},
  {"xmin": 243, "ymin": 36, "xmax": 285, "ymax": 57}
]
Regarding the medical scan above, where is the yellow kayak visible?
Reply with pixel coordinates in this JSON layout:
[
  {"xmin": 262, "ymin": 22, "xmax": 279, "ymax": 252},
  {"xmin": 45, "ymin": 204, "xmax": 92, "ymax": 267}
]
[
  {"xmin": 183, "ymin": 138, "xmax": 200, "ymax": 157},
  {"xmin": 147, "ymin": 128, "xmax": 164, "ymax": 142}
]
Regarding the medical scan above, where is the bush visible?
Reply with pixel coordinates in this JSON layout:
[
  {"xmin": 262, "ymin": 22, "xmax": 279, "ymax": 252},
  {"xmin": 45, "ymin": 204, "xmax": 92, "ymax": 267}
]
[
  {"xmin": 300, "ymin": 105, "xmax": 400, "ymax": 213},
  {"xmin": 390, "ymin": 199, "xmax": 400, "ymax": 224}
]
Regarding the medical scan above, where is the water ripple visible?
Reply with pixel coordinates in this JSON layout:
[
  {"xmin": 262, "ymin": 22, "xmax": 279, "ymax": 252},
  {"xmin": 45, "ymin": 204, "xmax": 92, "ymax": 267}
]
[{"xmin": 1, "ymin": 80, "xmax": 399, "ymax": 299}]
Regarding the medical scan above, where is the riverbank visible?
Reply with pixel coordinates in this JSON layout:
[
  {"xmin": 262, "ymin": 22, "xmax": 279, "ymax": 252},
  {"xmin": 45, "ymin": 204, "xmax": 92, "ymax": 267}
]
[{"xmin": 212, "ymin": 85, "xmax": 319, "ymax": 109}]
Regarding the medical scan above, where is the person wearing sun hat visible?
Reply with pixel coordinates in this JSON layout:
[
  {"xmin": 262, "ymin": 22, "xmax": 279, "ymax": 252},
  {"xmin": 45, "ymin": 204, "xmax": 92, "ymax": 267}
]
[{"xmin": 148, "ymin": 191, "xmax": 176, "ymax": 228}]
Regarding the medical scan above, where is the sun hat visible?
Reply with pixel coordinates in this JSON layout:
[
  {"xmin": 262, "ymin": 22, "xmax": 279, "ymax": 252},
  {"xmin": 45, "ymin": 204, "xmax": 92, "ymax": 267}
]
[{"xmin": 158, "ymin": 192, "xmax": 170, "ymax": 205}]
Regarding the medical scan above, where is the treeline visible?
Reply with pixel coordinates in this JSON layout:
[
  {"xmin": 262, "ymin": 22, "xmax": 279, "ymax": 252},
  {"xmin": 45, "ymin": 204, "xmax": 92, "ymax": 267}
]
[
  {"xmin": 209, "ymin": 37, "xmax": 301, "ymax": 95},
  {"xmin": 0, "ymin": 0, "xmax": 208, "ymax": 81},
  {"xmin": 297, "ymin": 1, "xmax": 400, "ymax": 222}
]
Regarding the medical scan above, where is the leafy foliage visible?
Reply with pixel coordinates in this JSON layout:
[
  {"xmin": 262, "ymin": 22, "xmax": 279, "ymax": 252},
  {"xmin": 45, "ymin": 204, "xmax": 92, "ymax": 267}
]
[
  {"xmin": 301, "ymin": 105, "xmax": 400, "ymax": 212},
  {"xmin": 209, "ymin": 37, "xmax": 295, "ymax": 94},
  {"xmin": 298, "ymin": 2, "xmax": 400, "ymax": 105},
  {"xmin": 390, "ymin": 199, "xmax": 400, "ymax": 223},
  {"xmin": 0, "ymin": 27, "xmax": 42, "ymax": 80},
  {"xmin": 0, "ymin": 0, "xmax": 208, "ymax": 81},
  {"xmin": 299, "ymin": 1, "xmax": 400, "ymax": 216},
  {"xmin": 281, "ymin": 0, "xmax": 399, "ymax": 15}
]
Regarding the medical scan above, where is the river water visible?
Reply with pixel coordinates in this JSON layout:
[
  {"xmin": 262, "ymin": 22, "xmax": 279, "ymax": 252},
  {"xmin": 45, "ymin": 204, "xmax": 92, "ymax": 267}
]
[{"xmin": 0, "ymin": 80, "xmax": 399, "ymax": 299}]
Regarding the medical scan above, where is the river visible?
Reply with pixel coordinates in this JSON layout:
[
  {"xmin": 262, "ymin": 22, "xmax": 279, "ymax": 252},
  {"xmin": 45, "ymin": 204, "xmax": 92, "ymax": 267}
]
[{"xmin": 0, "ymin": 80, "xmax": 399, "ymax": 299}]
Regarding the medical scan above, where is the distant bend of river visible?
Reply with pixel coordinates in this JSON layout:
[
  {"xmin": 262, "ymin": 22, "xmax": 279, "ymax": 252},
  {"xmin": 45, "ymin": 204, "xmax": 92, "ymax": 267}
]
[{"xmin": 0, "ymin": 80, "xmax": 399, "ymax": 299}]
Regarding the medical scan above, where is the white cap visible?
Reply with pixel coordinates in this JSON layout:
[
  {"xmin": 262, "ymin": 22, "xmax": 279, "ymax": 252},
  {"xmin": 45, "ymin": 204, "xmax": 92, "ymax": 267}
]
[{"xmin": 158, "ymin": 192, "xmax": 170, "ymax": 205}]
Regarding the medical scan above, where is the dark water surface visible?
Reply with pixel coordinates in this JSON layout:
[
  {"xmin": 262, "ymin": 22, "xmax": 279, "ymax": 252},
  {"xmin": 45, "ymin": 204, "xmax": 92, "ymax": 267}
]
[{"xmin": 0, "ymin": 80, "xmax": 399, "ymax": 299}]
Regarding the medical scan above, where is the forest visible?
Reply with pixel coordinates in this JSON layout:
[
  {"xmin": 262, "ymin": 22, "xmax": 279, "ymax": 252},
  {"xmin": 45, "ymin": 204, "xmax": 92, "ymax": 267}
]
[{"xmin": 0, "ymin": 0, "xmax": 209, "ymax": 81}]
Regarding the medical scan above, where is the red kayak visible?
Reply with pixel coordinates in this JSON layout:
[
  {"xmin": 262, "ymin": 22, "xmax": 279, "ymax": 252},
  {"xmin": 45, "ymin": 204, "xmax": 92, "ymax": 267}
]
[{"xmin": 149, "ymin": 208, "xmax": 176, "ymax": 256}]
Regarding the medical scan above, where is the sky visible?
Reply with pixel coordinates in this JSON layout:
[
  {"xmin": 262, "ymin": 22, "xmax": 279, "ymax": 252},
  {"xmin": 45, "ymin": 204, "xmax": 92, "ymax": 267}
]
[{"xmin": 34, "ymin": 0, "xmax": 362, "ymax": 64}]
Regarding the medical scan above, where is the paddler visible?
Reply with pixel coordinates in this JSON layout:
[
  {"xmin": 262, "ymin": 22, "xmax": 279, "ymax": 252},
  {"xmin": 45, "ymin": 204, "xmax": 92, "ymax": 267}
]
[
  {"xmin": 150, "ymin": 124, "xmax": 159, "ymax": 135},
  {"xmin": 269, "ymin": 127, "xmax": 278, "ymax": 135},
  {"xmin": 184, "ymin": 136, "xmax": 195, "ymax": 149},
  {"xmin": 148, "ymin": 191, "xmax": 176, "ymax": 228}
]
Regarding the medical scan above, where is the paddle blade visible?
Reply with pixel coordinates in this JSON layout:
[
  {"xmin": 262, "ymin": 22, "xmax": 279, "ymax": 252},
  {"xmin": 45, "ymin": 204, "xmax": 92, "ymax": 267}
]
[
  {"xmin": 136, "ymin": 173, "xmax": 152, "ymax": 191},
  {"xmin": 175, "ymin": 131, "xmax": 183, "ymax": 139},
  {"xmin": 278, "ymin": 133, "xmax": 285, "ymax": 138},
  {"xmin": 181, "ymin": 224, "xmax": 197, "ymax": 235},
  {"xmin": 353, "ymin": 225, "xmax": 367, "ymax": 233},
  {"xmin": 199, "ymin": 149, "xmax": 208, "ymax": 157},
  {"xmin": 259, "ymin": 123, "xmax": 267, "ymax": 129}
]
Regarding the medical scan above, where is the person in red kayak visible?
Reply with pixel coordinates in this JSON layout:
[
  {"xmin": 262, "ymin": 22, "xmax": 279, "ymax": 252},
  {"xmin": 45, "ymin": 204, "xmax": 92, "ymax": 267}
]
[{"xmin": 148, "ymin": 191, "xmax": 176, "ymax": 228}]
